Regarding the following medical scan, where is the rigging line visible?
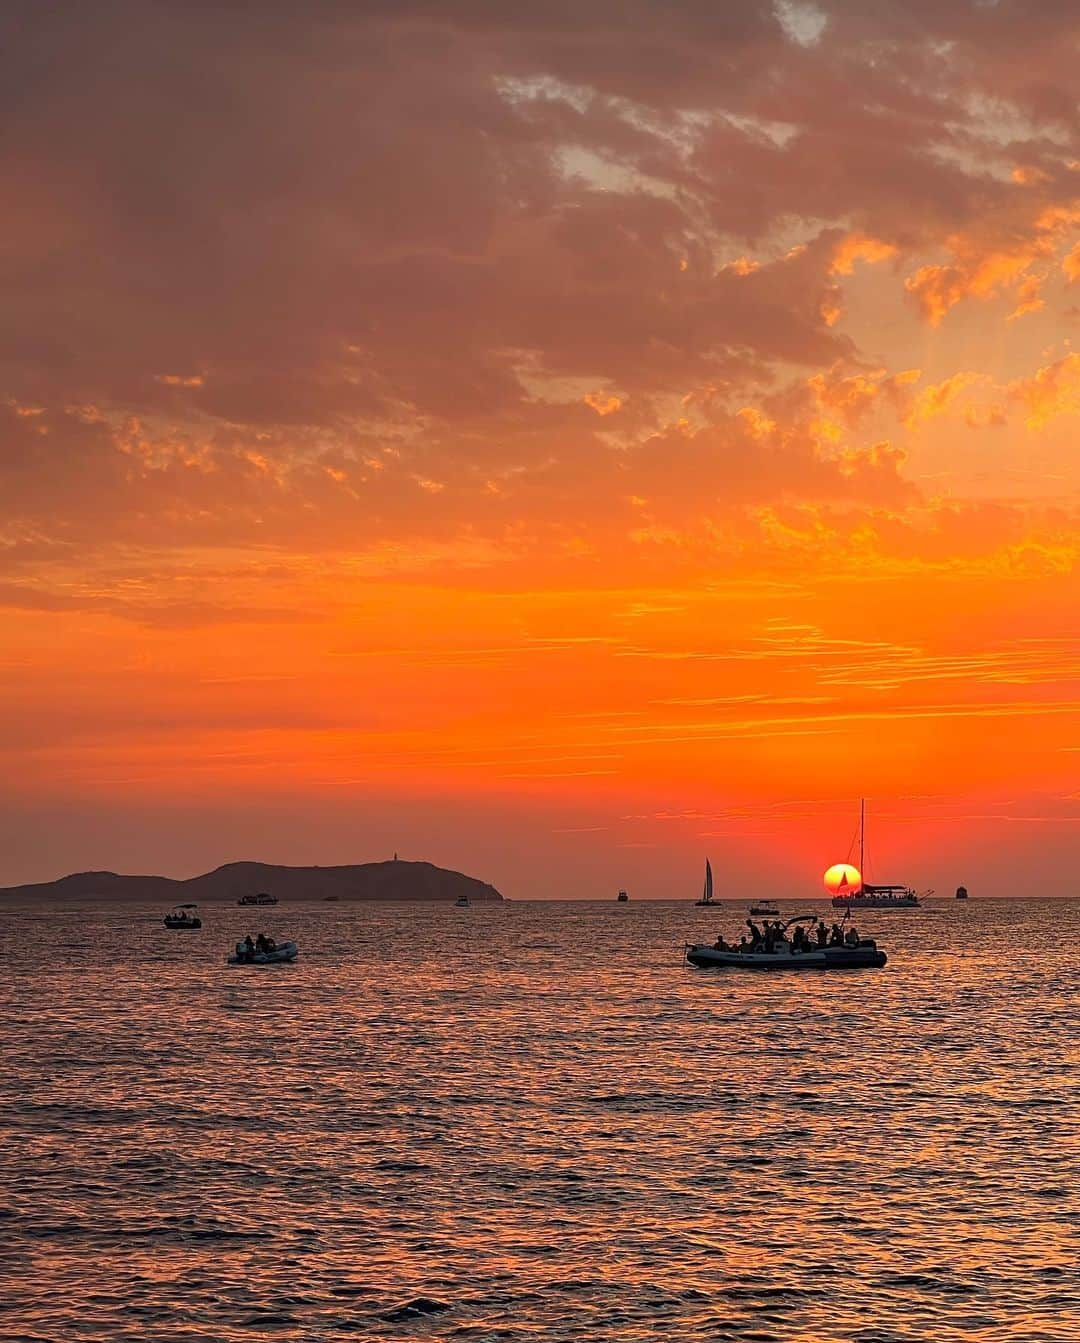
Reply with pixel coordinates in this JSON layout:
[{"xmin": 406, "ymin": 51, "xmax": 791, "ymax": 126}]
[{"xmin": 844, "ymin": 818, "xmax": 860, "ymax": 866}]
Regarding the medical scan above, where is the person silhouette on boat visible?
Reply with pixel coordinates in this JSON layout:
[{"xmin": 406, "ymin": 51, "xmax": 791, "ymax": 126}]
[
  {"xmin": 829, "ymin": 922, "xmax": 845, "ymax": 947},
  {"xmin": 746, "ymin": 919, "xmax": 762, "ymax": 948},
  {"xmin": 243, "ymin": 934, "xmax": 256, "ymax": 957},
  {"xmin": 713, "ymin": 934, "xmax": 731, "ymax": 951},
  {"xmin": 816, "ymin": 921, "xmax": 828, "ymax": 948},
  {"xmin": 845, "ymin": 926, "xmax": 860, "ymax": 947},
  {"xmin": 791, "ymin": 924, "xmax": 807, "ymax": 953}
]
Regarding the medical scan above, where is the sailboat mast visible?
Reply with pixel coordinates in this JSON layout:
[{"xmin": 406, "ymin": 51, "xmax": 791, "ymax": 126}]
[{"xmin": 860, "ymin": 797, "xmax": 865, "ymax": 883}]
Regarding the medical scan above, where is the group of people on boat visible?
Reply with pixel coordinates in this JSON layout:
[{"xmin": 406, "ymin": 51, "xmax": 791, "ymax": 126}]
[
  {"xmin": 234, "ymin": 932, "xmax": 278, "ymax": 960},
  {"xmin": 712, "ymin": 918, "xmax": 861, "ymax": 955}
]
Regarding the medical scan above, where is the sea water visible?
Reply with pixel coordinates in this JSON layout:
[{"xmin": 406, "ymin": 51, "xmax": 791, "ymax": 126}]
[{"xmin": 2, "ymin": 898, "xmax": 1077, "ymax": 1341}]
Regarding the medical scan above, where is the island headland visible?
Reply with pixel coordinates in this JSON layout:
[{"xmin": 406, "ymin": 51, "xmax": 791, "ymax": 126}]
[{"xmin": 0, "ymin": 859, "xmax": 504, "ymax": 904}]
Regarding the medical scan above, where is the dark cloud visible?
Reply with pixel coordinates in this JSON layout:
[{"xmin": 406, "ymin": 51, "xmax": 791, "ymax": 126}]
[{"xmin": 1, "ymin": 0, "xmax": 1079, "ymax": 577}]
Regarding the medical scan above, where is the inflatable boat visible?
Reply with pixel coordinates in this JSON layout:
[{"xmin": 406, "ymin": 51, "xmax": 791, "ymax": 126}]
[
  {"xmin": 227, "ymin": 940, "xmax": 298, "ymax": 966},
  {"xmin": 686, "ymin": 940, "xmax": 886, "ymax": 970}
]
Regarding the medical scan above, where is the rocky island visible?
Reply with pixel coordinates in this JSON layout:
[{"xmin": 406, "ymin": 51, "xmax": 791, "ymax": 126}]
[{"xmin": 0, "ymin": 859, "xmax": 503, "ymax": 904}]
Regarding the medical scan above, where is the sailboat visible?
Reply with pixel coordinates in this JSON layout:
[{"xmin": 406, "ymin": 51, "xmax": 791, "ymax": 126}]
[
  {"xmin": 831, "ymin": 799, "xmax": 920, "ymax": 909},
  {"xmin": 695, "ymin": 859, "xmax": 715, "ymax": 906}
]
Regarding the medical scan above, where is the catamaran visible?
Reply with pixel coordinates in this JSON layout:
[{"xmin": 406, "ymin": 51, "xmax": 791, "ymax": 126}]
[
  {"xmin": 831, "ymin": 800, "xmax": 921, "ymax": 909},
  {"xmin": 695, "ymin": 859, "xmax": 715, "ymax": 906}
]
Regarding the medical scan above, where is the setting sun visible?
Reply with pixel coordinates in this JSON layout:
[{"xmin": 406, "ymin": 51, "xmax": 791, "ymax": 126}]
[{"xmin": 824, "ymin": 862, "xmax": 863, "ymax": 896}]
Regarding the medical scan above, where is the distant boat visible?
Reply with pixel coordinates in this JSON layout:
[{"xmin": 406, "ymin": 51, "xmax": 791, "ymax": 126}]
[
  {"xmin": 831, "ymin": 800, "xmax": 920, "ymax": 909},
  {"xmin": 955, "ymin": 885, "xmax": 969, "ymax": 900},
  {"xmin": 749, "ymin": 900, "xmax": 779, "ymax": 917},
  {"xmin": 454, "ymin": 893, "xmax": 471, "ymax": 908},
  {"xmin": 163, "ymin": 903, "xmax": 201, "ymax": 929},
  {"xmin": 227, "ymin": 937, "xmax": 298, "ymax": 965},
  {"xmin": 695, "ymin": 859, "xmax": 715, "ymax": 906},
  {"xmin": 237, "ymin": 891, "xmax": 278, "ymax": 906},
  {"xmin": 617, "ymin": 889, "xmax": 629, "ymax": 902}
]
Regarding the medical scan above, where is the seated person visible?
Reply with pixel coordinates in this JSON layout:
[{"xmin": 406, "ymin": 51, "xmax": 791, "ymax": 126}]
[{"xmin": 845, "ymin": 926, "xmax": 860, "ymax": 946}]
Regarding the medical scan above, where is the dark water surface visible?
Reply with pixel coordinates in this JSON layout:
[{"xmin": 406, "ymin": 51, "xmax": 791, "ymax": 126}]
[{"xmin": 2, "ymin": 898, "xmax": 1077, "ymax": 1342}]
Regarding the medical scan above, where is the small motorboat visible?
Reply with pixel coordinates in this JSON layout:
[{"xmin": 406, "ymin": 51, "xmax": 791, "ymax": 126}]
[
  {"xmin": 454, "ymin": 894, "xmax": 471, "ymax": 908},
  {"xmin": 749, "ymin": 900, "xmax": 779, "ymax": 916},
  {"xmin": 695, "ymin": 859, "xmax": 716, "ymax": 906},
  {"xmin": 616, "ymin": 889, "xmax": 629, "ymax": 902},
  {"xmin": 955, "ymin": 885, "xmax": 969, "ymax": 900},
  {"xmin": 163, "ymin": 903, "xmax": 202, "ymax": 929},
  {"xmin": 237, "ymin": 892, "xmax": 278, "ymax": 906},
  {"xmin": 227, "ymin": 939, "xmax": 298, "ymax": 965}
]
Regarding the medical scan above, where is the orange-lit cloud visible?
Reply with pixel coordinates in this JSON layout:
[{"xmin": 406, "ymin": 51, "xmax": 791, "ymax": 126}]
[
  {"xmin": 903, "ymin": 372, "xmax": 985, "ymax": 427},
  {"xmin": 906, "ymin": 249, "xmax": 1038, "ymax": 327},
  {"xmin": 1008, "ymin": 353, "xmax": 1080, "ymax": 428},
  {"xmin": 829, "ymin": 234, "xmax": 897, "ymax": 276}
]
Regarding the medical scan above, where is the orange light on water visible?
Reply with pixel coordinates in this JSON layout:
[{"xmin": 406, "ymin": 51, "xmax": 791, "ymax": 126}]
[{"xmin": 824, "ymin": 863, "xmax": 862, "ymax": 895}]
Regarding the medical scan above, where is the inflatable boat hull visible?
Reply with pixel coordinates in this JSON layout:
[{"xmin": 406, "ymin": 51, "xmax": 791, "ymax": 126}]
[
  {"xmin": 164, "ymin": 918, "xmax": 201, "ymax": 929},
  {"xmin": 227, "ymin": 941, "xmax": 298, "ymax": 966},
  {"xmin": 686, "ymin": 943, "xmax": 886, "ymax": 970}
]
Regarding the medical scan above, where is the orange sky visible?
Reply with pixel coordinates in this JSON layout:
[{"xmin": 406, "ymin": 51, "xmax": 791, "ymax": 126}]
[{"xmin": 1, "ymin": 3, "xmax": 1077, "ymax": 894}]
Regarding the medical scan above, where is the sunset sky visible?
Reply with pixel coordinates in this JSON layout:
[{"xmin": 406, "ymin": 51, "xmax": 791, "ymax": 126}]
[{"xmin": 2, "ymin": 1, "xmax": 1078, "ymax": 895}]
